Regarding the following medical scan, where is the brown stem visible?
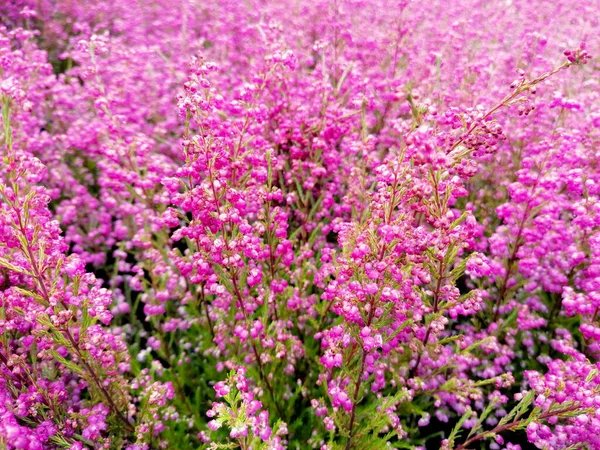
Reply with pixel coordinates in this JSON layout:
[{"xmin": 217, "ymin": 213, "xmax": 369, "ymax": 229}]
[
  {"xmin": 409, "ymin": 259, "xmax": 445, "ymax": 379},
  {"xmin": 264, "ymin": 200, "xmax": 280, "ymax": 322},
  {"xmin": 64, "ymin": 330, "xmax": 134, "ymax": 433},
  {"xmin": 207, "ymin": 171, "xmax": 284, "ymax": 418},
  {"xmin": 12, "ymin": 205, "xmax": 134, "ymax": 433},
  {"xmin": 345, "ymin": 295, "xmax": 378, "ymax": 450},
  {"xmin": 492, "ymin": 230, "xmax": 524, "ymax": 322},
  {"xmin": 455, "ymin": 404, "xmax": 580, "ymax": 450},
  {"xmin": 450, "ymin": 62, "xmax": 572, "ymax": 157},
  {"xmin": 492, "ymin": 152, "xmax": 550, "ymax": 322},
  {"xmin": 200, "ymin": 283, "xmax": 215, "ymax": 340},
  {"xmin": 345, "ymin": 184, "xmax": 401, "ymax": 449},
  {"xmin": 317, "ymin": 298, "xmax": 335, "ymax": 333},
  {"xmin": 230, "ymin": 271, "xmax": 284, "ymax": 419}
]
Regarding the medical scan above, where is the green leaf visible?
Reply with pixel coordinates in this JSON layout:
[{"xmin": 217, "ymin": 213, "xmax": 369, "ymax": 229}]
[
  {"xmin": 0, "ymin": 258, "xmax": 28, "ymax": 275},
  {"xmin": 49, "ymin": 350, "xmax": 84, "ymax": 375},
  {"xmin": 447, "ymin": 408, "xmax": 472, "ymax": 447},
  {"xmin": 448, "ymin": 257, "xmax": 469, "ymax": 283},
  {"xmin": 13, "ymin": 287, "xmax": 47, "ymax": 305},
  {"xmin": 467, "ymin": 399, "xmax": 498, "ymax": 440},
  {"xmin": 460, "ymin": 336, "xmax": 494, "ymax": 354},
  {"xmin": 498, "ymin": 391, "xmax": 534, "ymax": 428},
  {"xmin": 81, "ymin": 304, "xmax": 97, "ymax": 332}
]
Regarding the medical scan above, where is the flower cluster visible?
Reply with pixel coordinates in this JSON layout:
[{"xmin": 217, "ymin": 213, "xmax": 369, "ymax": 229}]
[
  {"xmin": 0, "ymin": 0, "xmax": 599, "ymax": 449},
  {"xmin": 206, "ymin": 368, "xmax": 287, "ymax": 449}
]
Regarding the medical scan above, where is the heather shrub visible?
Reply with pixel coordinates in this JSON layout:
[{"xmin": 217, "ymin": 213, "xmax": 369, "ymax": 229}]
[{"xmin": 0, "ymin": 1, "xmax": 599, "ymax": 449}]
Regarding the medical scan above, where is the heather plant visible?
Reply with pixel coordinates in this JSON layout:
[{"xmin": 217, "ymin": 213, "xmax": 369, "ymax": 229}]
[{"xmin": 1, "ymin": 0, "xmax": 600, "ymax": 449}]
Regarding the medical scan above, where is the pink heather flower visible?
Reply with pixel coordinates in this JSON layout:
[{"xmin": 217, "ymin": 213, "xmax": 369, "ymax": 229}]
[
  {"xmin": 214, "ymin": 382, "xmax": 230, "ymax": 398},
  {"xmin": 1, "ymin": 1, "xmax": 598, "ymax": 449}
]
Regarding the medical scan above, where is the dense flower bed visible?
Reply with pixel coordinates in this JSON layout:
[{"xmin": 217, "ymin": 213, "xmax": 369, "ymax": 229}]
[{"xmin": 0, "ymin": 0, "xmax": 599, "ymax": 449}]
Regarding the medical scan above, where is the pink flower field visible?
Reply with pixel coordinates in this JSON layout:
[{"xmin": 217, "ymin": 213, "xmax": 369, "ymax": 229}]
[{"xmin": 0, "ymin": 0, "xmax": 599, "ymax": 448}]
